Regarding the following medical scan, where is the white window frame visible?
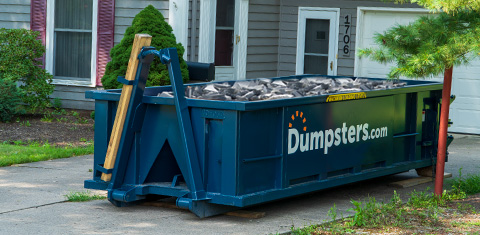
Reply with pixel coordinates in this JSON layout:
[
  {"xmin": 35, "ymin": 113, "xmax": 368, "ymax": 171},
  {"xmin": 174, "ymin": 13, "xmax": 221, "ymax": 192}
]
[
  {"xmin": 198, "ymin": 0, "xmax": 248, "ymax": 80},
  {"xmin": 354, "ymin": 7, "xmax": 432, "ymax": 77},
  {"xmin": 296, "ymin": 7, "xmax": 340, "ymax": 76},
  {"xmin": 46, "ymin": 0, "xmax": 98, "ymax": 87},
  {"xmin": 169, "ymin": 0, "xmax": 189, "ymax": 60}
]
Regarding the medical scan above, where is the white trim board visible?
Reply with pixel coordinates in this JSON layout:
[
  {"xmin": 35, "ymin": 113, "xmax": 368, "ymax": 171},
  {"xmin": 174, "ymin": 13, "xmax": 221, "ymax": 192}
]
[
  {"xmin": 169, "ymin": 0, "xmax": 189, "ymax": 60},
  {"xmin": 236, "ymin": 0, "xmax": 249, "ymax": 80},
  {"xmin": 198, "ymin": 0, "xmax": 216, "ymax": 63}
]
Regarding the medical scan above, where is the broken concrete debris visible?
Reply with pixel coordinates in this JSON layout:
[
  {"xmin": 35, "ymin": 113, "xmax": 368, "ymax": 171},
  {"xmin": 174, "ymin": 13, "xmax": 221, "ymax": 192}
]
[{"xmin": 157, "ymin": 76, "xmax": 407, "ymax": 101}]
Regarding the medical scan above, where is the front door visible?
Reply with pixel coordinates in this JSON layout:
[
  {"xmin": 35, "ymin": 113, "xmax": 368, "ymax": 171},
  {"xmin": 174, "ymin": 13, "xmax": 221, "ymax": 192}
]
[
  {"xmin": 198, "ymin": 0, "xmax": 248, "ymax": 81},
  {"xmin": 296, "ymin": 8, "xmax": 339, "ymax": 76},
  {"xmin": 214, "ymin": 0, "xmax": 237, "ymax": 80}
]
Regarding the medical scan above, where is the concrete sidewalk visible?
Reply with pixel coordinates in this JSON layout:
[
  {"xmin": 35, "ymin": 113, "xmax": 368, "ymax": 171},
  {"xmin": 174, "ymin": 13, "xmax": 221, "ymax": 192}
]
[{"xmin": 0, "ymin": 134, "xmax": 478, "ymax": 234}]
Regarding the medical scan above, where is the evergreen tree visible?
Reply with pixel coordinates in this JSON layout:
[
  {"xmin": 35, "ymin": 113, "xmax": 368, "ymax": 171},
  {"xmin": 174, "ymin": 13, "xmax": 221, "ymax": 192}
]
[
  {"xmin": 393, "ymin": 0, "xmax": 480, "ymax": 14},
  {"xmin": 358, "ymin": 11, "xmax": 480, "ymax": 79},
  {"xmin": 359, "ymin": 10, "xmax": 480, "ymax": 196},
  {"xmin": 101, "ymin": 5, "xmax": 189, "ymax": 89}
]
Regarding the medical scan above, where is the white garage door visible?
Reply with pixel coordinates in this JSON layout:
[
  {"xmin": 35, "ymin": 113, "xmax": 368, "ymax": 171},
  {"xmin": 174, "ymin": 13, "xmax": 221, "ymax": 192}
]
[{"xmin": 355, "ymin": 8, "xmax": 480, "ymax": 134}]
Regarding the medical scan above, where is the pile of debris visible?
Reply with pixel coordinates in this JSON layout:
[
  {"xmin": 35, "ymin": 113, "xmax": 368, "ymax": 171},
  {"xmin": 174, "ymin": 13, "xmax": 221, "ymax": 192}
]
[{"xmin": 157, "ymin": 76, "xmax": 407, "ymax": 101}]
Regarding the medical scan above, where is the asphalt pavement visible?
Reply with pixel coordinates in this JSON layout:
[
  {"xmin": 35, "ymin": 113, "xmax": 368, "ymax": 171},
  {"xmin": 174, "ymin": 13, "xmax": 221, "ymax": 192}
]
[{"xmin": 0, "ymin": 133, "xmax": 478, "ymax": 235}]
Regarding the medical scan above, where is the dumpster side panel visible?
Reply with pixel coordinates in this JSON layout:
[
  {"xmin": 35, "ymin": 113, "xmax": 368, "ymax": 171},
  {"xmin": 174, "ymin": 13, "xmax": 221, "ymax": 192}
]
[
  {"xmin": 191, "ymin": 108, "xmax": 239, "ymax": 196},
  {"xmin": 285, "ymin": 96, "xmax": 394, "ymax": 185},
  {"xmin": 392, "ymin": 93, "xmax": 418, "ymax": 164},
  {"xmin": 237, "ymin": 109, "xmax": 283, "ymax": 195},
  {"xmin": 139, "ymin": 105, "xmax": 182, "ymax": 184},
  {"xmin": 92, "ymin": 100, "xmax": 117, "ymax": 181}
]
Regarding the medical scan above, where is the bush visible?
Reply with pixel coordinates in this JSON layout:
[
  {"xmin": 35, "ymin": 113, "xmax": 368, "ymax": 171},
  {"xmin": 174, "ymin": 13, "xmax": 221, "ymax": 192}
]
[
  {"xmin": 101, "ymin": 5, "xmax": 189, "ymax": 89},
  {"xmin": 0, "ymin": 79, "xmax": 21, "ymax": 122},
  {"xmin": 0, "ymin": 28, "xmax": 54, "ymax": 111}
]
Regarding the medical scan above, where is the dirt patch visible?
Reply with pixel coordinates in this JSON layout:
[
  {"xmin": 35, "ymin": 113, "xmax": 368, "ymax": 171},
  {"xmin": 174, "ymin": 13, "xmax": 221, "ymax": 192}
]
[{"xmin": 0, "ymin": 109, "xmax": 94, "ymax": 147}]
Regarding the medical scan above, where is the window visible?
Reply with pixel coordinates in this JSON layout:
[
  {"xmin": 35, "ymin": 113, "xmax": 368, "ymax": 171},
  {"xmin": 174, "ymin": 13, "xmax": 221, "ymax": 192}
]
[
  {"xmin": 214, "ymin": 0, "xmax": 235, "ymax": 66},
  {"xmin": 46, "ymin": 0, "xmax": 98, "ymax": 86}
]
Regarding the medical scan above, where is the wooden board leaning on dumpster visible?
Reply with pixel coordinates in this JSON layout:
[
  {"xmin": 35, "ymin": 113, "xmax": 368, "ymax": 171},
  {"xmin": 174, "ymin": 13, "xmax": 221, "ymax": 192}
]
[{"xmin": 101, "ymin": 34, "xmax": 152, "ymax": 182}]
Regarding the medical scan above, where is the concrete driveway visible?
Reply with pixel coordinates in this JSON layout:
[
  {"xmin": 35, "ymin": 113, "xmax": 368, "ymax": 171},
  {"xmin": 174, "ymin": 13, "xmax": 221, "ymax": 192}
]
[{"xmin": 0, "ymin": 134, "xmax": 478, "ymax": 234}]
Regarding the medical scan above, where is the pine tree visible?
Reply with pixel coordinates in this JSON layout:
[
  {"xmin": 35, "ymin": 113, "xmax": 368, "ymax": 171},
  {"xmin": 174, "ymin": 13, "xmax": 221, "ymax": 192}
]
[
  {"xmin": 358, "ymin": 11, "xmax": 480, "ymax": 79},
  {"xmin": 359, "ymin": 10, "xmax": 480, "ymax": 196},
  {"xmin": 101, "ymin": 5, "xmax": 189, "ymax": 89},
  {"xmin": 393, "ymin": 0, "xmax": 480, "ymax": 14}
]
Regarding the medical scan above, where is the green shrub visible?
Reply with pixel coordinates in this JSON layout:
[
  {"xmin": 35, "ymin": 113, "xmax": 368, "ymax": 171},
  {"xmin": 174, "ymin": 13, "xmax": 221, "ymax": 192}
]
[
  {"xmin": 0, "ymin": 28, "xmax": 54, "ymax": 111},
  {"xmin": 0, "ymin": 79, "xmax": 21, "ymax": 122},
  {"xmin": 101, "ymin": 5, "xmax": 189, "ymax": 89},
  {"xmin": 52, "ymin": 97, "xmax": 62, "ymax": 109}
]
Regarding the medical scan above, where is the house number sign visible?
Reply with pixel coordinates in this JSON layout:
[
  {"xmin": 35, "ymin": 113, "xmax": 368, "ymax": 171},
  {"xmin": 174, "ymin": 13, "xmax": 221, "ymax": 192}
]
[{"xmin": 342, "ymin": 14, "xmax": 351, "ymax": 57}]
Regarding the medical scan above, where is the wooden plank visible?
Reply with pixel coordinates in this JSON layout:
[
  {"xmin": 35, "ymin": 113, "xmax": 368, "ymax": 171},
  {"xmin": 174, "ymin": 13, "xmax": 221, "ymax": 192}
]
[
  {"xmin": 143, "ymin": 201, "xmax": 266, "ymax": 218},
  {"xmin": 101, "ymin": 34, "xmax": 152, "ymax": 182},
  {"xmin": 415, "ymin": 166, "xmax": 434, "ymax": 177},
  {"xmin": 143, "ymin": 201, "xmax": 185, "ymax": 210},
  {"xmin": 389, "ymin": 173, "xmax": 453, "ymax": 188},
  {"xmin": 225, "ymin": 210, "xmax": 266, "ymax": 219}
]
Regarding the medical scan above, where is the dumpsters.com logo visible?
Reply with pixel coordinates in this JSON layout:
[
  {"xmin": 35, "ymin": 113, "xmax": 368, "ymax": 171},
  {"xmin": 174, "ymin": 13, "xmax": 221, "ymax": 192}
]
[{"xmin": 287, "ymin": 110, "xmax": 389, "ymax": 155}]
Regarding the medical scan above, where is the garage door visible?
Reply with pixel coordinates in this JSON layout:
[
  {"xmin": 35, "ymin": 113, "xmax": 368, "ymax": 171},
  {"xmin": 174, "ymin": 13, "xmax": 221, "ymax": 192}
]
[{"xmin": 355, "ymin": 8, "xmax": 480, "ymax": 134}]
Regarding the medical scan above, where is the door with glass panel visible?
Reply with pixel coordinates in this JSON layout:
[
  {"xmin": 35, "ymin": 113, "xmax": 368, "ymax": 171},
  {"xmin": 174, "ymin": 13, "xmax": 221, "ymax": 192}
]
[
  {"xmin": 214, "ymin": 0, "xmax": 237, "ymax": 80},
  {"xmin": 47, "ymin": 0, "xmax": 96, "ymax": 86},
  {"xmin": 296, "ymin": 8, "xmax": 339, "ymax": 75}
]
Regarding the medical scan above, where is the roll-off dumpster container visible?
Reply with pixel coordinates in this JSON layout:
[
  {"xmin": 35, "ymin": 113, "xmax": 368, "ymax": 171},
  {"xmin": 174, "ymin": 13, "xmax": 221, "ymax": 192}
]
[{"xmin": 85, "ymin": 47, "xmax": 445, "ymax": 218}]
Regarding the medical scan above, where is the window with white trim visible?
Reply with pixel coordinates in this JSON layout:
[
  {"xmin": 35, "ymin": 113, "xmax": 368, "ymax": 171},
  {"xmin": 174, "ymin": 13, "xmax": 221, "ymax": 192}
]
[{"xmin": 46, "ymin": 0, "xmax": 97, "ymax": 86}]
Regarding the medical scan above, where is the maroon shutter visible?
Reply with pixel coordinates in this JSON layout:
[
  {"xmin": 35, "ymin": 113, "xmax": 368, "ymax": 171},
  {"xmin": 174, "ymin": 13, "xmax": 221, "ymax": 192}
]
[
  {"xmin": 30, "ymin": 0, "xmax": 47, "ymax": 68},
  {"xmin": 96, "ymin": 0, "xmax": 115, "ymax": 86}
]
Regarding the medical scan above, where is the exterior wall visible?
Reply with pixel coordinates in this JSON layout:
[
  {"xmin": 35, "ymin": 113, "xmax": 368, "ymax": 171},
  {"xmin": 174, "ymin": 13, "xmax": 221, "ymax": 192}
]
[
  {"xmin": 246, "ymin": 0, "xmax": 280, "ymax": 79},
  {"xmin": 55, "ymin": 0, "xmax": 170, "ymax": 110},
  {"xmin": 50, "ymin": 86, "xmax": 95, "ymax": 110},
  {"xmin": 0, "ymin": 0, "xmax": 30, "ymax": 29},
  {"xmin": 278, "ymin": 0, "xmax": 420, "ymax": 77},
  {"xmin": 114, "ymin": 0, "xmax": 169, "ymax": 45}
]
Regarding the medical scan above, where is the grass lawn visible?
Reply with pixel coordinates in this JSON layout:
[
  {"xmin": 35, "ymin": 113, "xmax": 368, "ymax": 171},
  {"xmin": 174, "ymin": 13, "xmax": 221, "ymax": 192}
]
[{"xmin": 0, "ymin": 142, "xmax": 94, "ymax": 167}]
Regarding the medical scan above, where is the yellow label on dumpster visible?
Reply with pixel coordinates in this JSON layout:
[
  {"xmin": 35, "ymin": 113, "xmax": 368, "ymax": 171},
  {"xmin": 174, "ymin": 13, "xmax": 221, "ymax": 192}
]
[{"xmin": 326, "ymin": 92, "xmax": 367, "ymax": 102}]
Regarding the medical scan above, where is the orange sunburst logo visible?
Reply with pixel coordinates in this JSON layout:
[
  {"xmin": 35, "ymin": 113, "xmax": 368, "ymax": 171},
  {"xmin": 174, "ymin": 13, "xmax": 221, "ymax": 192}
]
[{"xmin": 289, "ymin": 110, "xmax": 307, "ymax": 131}]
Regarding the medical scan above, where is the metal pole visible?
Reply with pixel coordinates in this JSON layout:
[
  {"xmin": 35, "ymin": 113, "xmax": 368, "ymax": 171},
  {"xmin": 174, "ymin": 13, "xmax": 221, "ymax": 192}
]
[{"xmin": 434, "ymin": 66, "xmax": 453, "ymax": 196}]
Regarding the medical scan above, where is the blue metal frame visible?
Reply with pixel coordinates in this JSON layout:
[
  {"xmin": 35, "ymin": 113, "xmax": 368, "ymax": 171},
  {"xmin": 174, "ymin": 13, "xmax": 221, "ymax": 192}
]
[{"xmin": 85, "ymin": 47, "xmax": 445, "ymax": 218}]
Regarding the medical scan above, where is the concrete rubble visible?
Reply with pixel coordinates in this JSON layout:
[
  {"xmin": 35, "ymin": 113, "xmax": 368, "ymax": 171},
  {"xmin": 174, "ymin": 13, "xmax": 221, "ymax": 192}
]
[{"xmin": 157, "ymin": 77, "xmax": 407, "ymax": 101}]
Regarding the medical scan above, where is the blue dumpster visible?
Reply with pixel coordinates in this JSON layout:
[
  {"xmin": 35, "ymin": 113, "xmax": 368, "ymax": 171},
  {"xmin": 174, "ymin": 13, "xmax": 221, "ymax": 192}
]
[{"xmin": 85, "ymin": 47, "xmax": 444, "ymax": 217}]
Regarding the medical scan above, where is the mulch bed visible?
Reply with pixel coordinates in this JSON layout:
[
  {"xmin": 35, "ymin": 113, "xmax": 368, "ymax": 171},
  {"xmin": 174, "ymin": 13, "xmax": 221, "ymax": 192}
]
[{"xmin": 0, "ymin": 109, "xmax": 94, "ymax": 147}]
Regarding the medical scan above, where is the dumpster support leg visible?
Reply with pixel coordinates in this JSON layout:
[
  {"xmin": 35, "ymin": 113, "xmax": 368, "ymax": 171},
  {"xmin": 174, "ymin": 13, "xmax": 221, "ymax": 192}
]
[{"xmin": 160, "ymin": 48, "xmax": 206, "ymax": 200}]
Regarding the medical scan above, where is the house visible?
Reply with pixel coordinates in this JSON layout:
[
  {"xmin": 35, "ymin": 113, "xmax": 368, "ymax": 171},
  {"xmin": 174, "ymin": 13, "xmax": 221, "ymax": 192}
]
[{"xmin": 2, "ymin": 0, "xmax": 479, "ymax": 134}]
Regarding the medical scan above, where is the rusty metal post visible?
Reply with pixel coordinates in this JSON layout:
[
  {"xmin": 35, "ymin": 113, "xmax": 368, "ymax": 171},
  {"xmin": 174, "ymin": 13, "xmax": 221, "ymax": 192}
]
[{"xmin": 434, "ymin": 66, "xmax": 453, "ymax": 196}]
